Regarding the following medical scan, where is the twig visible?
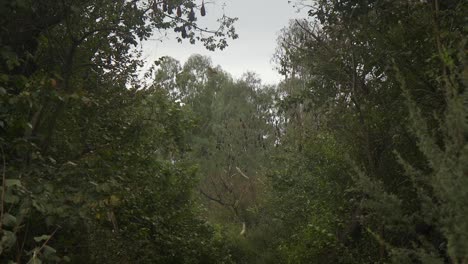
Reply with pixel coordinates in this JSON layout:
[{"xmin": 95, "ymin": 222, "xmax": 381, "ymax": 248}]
[
  {"xmin": 199, "ymin": 189, "xmax": 231, "ymax": 207},
  {"xmin": 28, "ymin": 226, "xmax": 60, "ymax": 263},
  {"xmin": 17, "ymin": 221, "xmax": 30, "ymax": 263},
  {"xmin": 38, "ymin": 227, "xmax": 59, "ymax": 252}
]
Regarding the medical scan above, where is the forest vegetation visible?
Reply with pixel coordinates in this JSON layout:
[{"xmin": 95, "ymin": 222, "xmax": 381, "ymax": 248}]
[{"xmin": 0, "ymin": 0, "xmax": 467, "ymax": 263}]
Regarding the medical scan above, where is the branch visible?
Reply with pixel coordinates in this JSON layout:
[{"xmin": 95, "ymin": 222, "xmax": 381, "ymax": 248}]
[
  {"xmin": 30, "ymin": 226, "xmax": 60, "ymax": 262},
  {"xmin": 199, "ymin": 189, "xmax": 231, "ymax": 207},
  {"xmin": 235, "ymin": 167, "xmax": 250, "ymax": 179},
  {"xmin": 75, "ymin": 26, "xmax": 122, "ymax": 45},
  {"xmin": 218, "ymin": 173, "xmax": 234, "ymax": 193},
  {"xmin": 163, "ymin": 13, "xmax": 219, "ymax": 34},
  {"xmin": 37, "ymin": 227, "xmax": 59, "ymax": 252},
  {"xmin": 294, "ymin": 19, "xmax": 331, "ymax": 53}
]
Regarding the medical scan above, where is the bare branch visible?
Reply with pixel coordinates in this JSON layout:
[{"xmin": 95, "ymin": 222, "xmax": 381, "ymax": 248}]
[
  {"xmin": 235, "ymin": 167, "xmax": 250, "ymax": 179},
  {"xmin": 199, "ymin": 189, "xmax": 232, "ymax": 207}
]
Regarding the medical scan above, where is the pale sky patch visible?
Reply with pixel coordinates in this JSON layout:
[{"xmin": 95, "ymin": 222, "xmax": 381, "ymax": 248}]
[{"xmin": 142, "ymin": 0, "xmax": 307, "ymax": 85}]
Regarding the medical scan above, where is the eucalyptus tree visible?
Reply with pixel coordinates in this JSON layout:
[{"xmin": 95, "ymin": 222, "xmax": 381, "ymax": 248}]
[
  {"xmin": 191, "ymin": 71, "xmax": 277, "ymax": 263},
  {"xmin": 153, "ymin": 54, "xmax": 279, "ymax": 261}
]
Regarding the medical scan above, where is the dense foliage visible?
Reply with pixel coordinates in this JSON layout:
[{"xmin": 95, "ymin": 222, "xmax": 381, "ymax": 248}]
[
  {"xmin": 1, "ymin": 0, "xmax": 466, "ymax": 263},
  {"xmin": 0, "ymin": 0, "xmax": 237, "ymax": 263},
  {"xmin": 263, "ymin": 0, "xmax": 467, "ymax": 263}
]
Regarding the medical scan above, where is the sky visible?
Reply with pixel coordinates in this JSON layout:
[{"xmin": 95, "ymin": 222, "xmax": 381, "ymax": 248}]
[{"xmin": 142, "ymin": 0, "xmax": 307, "ymax": 85}]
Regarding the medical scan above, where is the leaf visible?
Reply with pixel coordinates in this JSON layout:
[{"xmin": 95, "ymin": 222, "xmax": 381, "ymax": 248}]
[
  {"xmin": 2, "ymin": 213, "xmax": 17, "ymax": 227},
  {"xmin": 69, "ymin": 93, "xmax": 80, "ymax": 100},
  {"xmin": 28, "ymin": 256, "xmax": 42, "ymax": 264},
  {"xmin": 15, "ymin": 0, "xmax": 29, "ymax": 9},
  {"xmin": 109, "ymin": 195, "xmax": 120, "ymax": 206},
  {"xmin": 65, "ymin": 161, "xmax": 77, "ymax": 166},
  {"xmin": 43, "ymin": 245, "xmax": 56, "ymax": 258},
  {"xmin": 4, "ymin": 192, "xmax": 19, "ymax": 204},
  {"xmin": 32, "ymin": 200, "xmax": 45, "ymax": 212},
  {"xmin": 33, "ymin": 235, "xmax": 50, "ymax": 242},
  {"xmin": 70, "ymin": 5, "xmax": 80, "ymax": 13},
  {"xmin": 1, "ymin": 230, "xmax": 16, "ymax": 249},
  {"xmin": 45, "ymin": 216, "xmax": 56, "ymax": 227},
  {"xmin": 0, "ymin": 74, "xmax": 9, "ymax": 82},
  {"xmin": 5, "ymin": 179, "xmax": 22, "ymax": 187},
  {"xmin": 97, "ymin": 183, "xmax": 110, "ymax": 192}
]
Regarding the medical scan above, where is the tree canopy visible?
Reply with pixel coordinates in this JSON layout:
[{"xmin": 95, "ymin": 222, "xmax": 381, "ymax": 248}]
[{"xmin": 1, "ymin": 0, "xmax": 466, "ymax": 263}]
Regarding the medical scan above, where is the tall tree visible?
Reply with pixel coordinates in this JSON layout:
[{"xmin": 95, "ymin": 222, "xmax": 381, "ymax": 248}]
[{"xmin": 264, "ymin": 0, "xmax": 467, "ymax": 263}]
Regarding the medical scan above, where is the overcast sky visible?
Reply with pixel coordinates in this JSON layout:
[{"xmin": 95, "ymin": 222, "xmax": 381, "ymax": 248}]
[{"xmin": 142, "ymin": 0, "xmax": 307, "ymax": 85}]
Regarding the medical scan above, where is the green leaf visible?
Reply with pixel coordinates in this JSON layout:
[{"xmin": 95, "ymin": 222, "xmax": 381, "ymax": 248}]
[
  {"xmin": 70, "ymin": 5, "xmax": 80, "ymax": 13},
  {"xmin": 15, "ymin": 0, "xmax": 29, "ymax": 9},
  {"xmin": 45, "ymin": 216, "xmax": 56, "ymax": 227},
  {"xmin": 28, "ymin": 256, "xmax": 42, "ymax": 264},
  {"xmin": 33, "ymin": 235, "xmax": 50, "ymax": 242},
  {"xmin": 32, "ymin": 200, "xmax": 45, "ymax": 212},
  {"xmin": 4, "ymin": 192, "xmax": 19, "ymax": 204},
  {"xmin": 5, "ymin": 179, "xmax": 21, "ymax": 187},
  {"xmin": 0, "ymin": 74, "xmax": 9, "ymax": 82},
  {"xmin": 65, "ymin": 161, "xmax": 77, "ymax": 166},
  {"xmin": 43, "ymin": 245, "xmax": 56, "ymax": 258},
  {"xmin": 2, "ymin": 213, "xmax": 17, "ymax": 227},
  {"xmin": 47, "ymin": 157, "xmax": 56, "ymax": 164},
  {"xmin": 1, "ymin": 230, "xmax": 16, "ymax": 249}
]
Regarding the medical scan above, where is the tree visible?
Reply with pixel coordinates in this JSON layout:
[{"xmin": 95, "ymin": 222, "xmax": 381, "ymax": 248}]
[
  {"xmin": 264, "ymin": 0, "xmax": 467, "ymax": 263},
  {"xmin": 0, "ymin": 0, "xmax": 237, "ymax": 262},
  {"xmin": 153, "ymin": 55, "xmax": 279, "ymax": 262}
]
